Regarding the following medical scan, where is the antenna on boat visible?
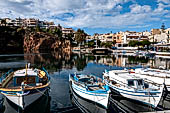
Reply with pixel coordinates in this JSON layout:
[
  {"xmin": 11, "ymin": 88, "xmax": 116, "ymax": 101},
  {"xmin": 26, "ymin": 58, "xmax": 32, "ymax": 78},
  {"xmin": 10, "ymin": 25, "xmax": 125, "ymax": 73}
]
[
  {"xmin": 26, "ymin": 63, "xmax": 28, "ymax": 76},
  {"xmin": 28, "ymin": 63, "xmax": 30, "ymax": 68},
  {"xmin": 25, "ymin": 63, "xmax": 28, "ymax": 84}
]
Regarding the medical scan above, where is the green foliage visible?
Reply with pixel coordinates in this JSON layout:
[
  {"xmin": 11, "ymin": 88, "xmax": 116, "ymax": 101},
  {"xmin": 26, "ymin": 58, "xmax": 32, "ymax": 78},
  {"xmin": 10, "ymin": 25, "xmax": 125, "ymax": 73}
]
[
  {"xmin": 0, "ymin": 26, "xmax": 24, "ymax": 52},
  {"xmin": 113, "ymin": 40, "xmax": 116, "ymax": 45},
  {"xmin": 86, "ymin": 40, "xmax": 95, "ymax": 48},
  {"xmin": 35, "ymin": 25, "xmax": 40, "ymax": 32},
  {"xmin": 100, "ymin": 42, "xmax": 112, "ymax": 48},
  {"xmin": 128, "ymin": 40, "xmax": 151, "ymax": 49},
  {"xmin": 141, "ymin": 40, "xmax": 151, "ymax": 46},
  {"xmin": 128, "ymin": 56, "xmax": 149, "ymax": 63},
  {"xmin": 128, "ymin": 40, "xmax": 138, "ymax": 47},
  {"xmin": 75, "ymin": 29, "xmax": 87, "ymax": 44}
]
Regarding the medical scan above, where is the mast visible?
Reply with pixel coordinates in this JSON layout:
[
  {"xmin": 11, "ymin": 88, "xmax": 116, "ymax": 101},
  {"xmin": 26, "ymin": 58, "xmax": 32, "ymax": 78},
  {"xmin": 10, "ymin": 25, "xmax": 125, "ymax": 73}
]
[{"xmin": 25, "ymin": 63, "xmax": 28, "ymax": 84}]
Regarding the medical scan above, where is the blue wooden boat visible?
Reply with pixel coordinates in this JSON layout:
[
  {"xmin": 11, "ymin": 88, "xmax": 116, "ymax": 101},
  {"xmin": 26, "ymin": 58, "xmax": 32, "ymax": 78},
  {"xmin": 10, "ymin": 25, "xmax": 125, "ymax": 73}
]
[
  {"xmin": 0, "ymin": 63, "xmax": 50, "ymax": 109},
  {"xmin": 69, "ymin": 73, "xmax": 110, "ymax": 109}
]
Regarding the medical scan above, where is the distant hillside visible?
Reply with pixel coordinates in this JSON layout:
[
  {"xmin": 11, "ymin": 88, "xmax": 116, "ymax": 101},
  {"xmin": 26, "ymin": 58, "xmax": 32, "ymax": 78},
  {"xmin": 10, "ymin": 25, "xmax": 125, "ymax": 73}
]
[{"xmin": 0, "ymin": 26, "xmax": 71, "ymax": 53}]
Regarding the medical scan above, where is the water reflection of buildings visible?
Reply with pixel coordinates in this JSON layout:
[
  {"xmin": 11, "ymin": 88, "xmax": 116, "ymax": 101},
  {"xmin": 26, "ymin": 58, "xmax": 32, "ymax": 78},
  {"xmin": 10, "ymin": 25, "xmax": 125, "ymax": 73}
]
[
  {"xmin": 23, "ymin": 51, "xmax": 170, "ymax": 71},
  {"xmin": 92, "ymin": 54, "xmax": 170, "ymax": 69},
  {"xmin": 151, "ymin": 57, "xmax": 170, "ymax": 69},
  {"xmin": 93, "ymin": 55, "xmax": 152, "ymax": 67}
]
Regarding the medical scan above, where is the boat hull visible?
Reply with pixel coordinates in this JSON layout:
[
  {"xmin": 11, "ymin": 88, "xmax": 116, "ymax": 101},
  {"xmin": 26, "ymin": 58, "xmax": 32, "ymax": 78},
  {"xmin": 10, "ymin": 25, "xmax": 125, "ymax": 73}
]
[
  {"xmin": 70, "ymin": 81, "xmax": 110, "ymax": 109},
  {"xmin": 1, "ymin": 84, "xmax": 50, "ymax": 109},
  {"xmin": 70, "ymin": 85, "xmax": 107, "ymax": 113},
  {"xmin": 104, "ymin": 80, "xmax": 163, "ymax": 108}
]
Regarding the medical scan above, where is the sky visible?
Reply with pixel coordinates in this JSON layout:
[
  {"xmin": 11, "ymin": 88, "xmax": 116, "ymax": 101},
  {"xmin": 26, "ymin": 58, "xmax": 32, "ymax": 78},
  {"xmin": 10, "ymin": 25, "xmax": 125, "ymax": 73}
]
[{"xmin": 1, "ymin": 0, "xmax": 170, "ymax": 35}]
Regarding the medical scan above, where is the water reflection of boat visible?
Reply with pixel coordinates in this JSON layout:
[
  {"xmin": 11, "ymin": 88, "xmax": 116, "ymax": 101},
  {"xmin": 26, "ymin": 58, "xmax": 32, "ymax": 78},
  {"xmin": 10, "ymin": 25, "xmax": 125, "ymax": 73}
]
[
  {"xmin": 70, "ymin": 82, "xmax": 107, "ymax": 113},
  {"xmin": 69, "ymin": 73, "xmax": 110, "ymax": 109},
  {"xmin": 134, "ymin": 51, "xmax": 155, "ymax": 57},
  {"xmin": 103, "ymin": 69, "xmax": 164, "ymax": 108},
  {"xmin": 109, "ymin": 93, "xmax": 158, "ymax": 113},
  {"xmin": 0, "ymin": 63, "xmax": 50, "ymax": 109},
  {"xmin": 92, "ymin": 48, "xmax": 112, "ymax": 55},
  {"xmin": 2, "ymin": 89, "xmax": 50, "ymax": 113}
]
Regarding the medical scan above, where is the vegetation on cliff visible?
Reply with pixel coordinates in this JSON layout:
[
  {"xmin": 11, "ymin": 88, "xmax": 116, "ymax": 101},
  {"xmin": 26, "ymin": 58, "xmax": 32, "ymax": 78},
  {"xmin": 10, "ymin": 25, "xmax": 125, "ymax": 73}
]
[
  {"xmin": 0, "ymin": 25, "xmax": 88, "ymax": 53},
  {"xmin": 0, "ymin": 26, "xmax": 24, "ymax": 53}
]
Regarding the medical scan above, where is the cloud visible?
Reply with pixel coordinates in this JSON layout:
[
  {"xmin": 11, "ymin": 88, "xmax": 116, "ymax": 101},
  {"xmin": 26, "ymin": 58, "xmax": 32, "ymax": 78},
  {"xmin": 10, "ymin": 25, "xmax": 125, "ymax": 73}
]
[
  {"xmin": 0, "ymin": 0, "xmax": 170, "ymax": 32},
  {"xmin": 130, "ymin": 4, "xmax": 152, "ymax": 13},
  {"xmin": 157, "ymin": 0, "xmax": 170, "ymax": 4}
]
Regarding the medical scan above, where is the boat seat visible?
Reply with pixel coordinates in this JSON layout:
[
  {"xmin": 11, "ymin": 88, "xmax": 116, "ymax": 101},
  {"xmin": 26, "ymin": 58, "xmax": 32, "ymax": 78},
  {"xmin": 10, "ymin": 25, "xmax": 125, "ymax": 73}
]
[{"xmin": 88, "ymin": 86, "xmax": 101, "ymax": 91}]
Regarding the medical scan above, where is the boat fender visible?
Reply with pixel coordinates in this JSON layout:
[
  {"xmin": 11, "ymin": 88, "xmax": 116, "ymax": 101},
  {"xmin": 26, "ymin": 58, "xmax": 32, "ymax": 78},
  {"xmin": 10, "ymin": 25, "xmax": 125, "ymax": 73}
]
[
  {"xmin": 39, "ymin": 71, "xmax": 46, "ymax": 78},
  {"xmin": 129, "ymin": 69, "xmax": 135, "ymax": 74},
  {"xmin": 104, "ymin": 85, "xmax": 109, "ymax": 91},
  {"xmin": 105, "ymin": 69, "xmax": 108, "ymax": 73},
  {"xmin": 85, "ymin": 86, "xmax": 88, "ymax": 91}
]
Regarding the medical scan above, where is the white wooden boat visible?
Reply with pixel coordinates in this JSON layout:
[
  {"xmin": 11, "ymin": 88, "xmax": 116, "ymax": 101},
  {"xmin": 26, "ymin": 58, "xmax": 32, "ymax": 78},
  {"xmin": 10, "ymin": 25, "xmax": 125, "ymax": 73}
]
[
  {"xmin": 103, "ymin": 69, "xmax": 164, "ymax": 108},
  {"xmin": 135, "ymin": 68, "xmax": 170, "ymax": 91},
  {"xmin": 70, "ymin": 83, "xmax": 107, "ymax": 113},
  {"xmin": 0, "ymin": 63, "xmax": 50, "ymax": 109},
  {"xmin": 69, "ymin": 73, "xmax": 110, "ymax": 109}
]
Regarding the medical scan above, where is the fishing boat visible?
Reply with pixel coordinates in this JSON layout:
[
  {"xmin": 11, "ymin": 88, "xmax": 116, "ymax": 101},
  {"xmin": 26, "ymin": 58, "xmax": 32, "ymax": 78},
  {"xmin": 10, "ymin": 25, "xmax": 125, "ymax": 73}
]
[
  {"xmin": 70, "ymin": 84, "xmax": 107, "ymax": 113},
  {"xmin": 0, "ymin": 63, "xmax": 50, "ymax": 109},
  {"xmin": 103, "ymin": 69, "xmax": 164, "ymax": 108},
  {"xmin": 69, "ymin": 73, "xmax": 110, "ymax": 109},
  {"xmin": 135, "ymin": 68, "xmax": 170, "ymax": 91}
]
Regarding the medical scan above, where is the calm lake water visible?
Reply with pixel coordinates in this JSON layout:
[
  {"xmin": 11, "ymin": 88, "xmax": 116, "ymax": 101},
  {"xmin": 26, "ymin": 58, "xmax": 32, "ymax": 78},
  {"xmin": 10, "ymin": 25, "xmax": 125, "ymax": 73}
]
[{"xmin": 0, "ymin": 52, "xmax": 170, "ymax": 113}]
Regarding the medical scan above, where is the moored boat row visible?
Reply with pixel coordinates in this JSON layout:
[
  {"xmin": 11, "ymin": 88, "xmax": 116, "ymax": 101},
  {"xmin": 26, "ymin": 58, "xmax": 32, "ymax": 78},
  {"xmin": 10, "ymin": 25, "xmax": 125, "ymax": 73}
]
[
  {"xmin": 69, "ymin": 67, "xmax": 167, "ymax": 110},
  {"xmin": 0, "ymin": 63, "xmax": 169, "ymax": 111}
]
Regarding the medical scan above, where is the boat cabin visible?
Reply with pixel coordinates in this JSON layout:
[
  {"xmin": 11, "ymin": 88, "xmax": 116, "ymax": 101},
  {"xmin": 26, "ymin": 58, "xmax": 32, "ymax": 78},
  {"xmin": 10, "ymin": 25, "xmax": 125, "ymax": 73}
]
[
  {"xmin": 106, "ymin": 70, "xmax": 149, "ymax": 90},
  {"xmin": 13, "ymin": 69, "xmax": 39, "ymax": 87}
]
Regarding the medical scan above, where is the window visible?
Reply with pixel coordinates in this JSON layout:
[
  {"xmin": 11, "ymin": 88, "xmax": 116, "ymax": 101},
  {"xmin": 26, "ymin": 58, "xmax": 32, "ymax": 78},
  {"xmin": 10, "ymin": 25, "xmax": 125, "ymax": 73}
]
[
  {"xmin": 128, "ymin": 80, "xmax": 134, "ymax": 86},
  {"xmin": 137, "ymin": 79, "xmax": 143, "ymax": 85}
]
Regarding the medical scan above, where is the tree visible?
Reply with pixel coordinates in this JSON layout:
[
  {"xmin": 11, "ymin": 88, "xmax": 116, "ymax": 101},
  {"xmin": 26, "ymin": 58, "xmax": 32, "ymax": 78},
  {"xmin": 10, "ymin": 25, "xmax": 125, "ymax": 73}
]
[
  {"xmin": 86, "ymin": 40, "xmax": 95, "ymax": 48},
  {"xmin": 141, "ymin": 40, "xmax": 151, "ymax": 50},
  {"xmin": 55, "ymin": 27, "xmax": 62, "ymax": 40},
  {"xmin": 112, "ymin": 40, "xmax": 116, "ymax": 46},
  {"xmin": 105, "ymin": 42, "xmax": 112, "ymax": 48},
  {"xmin": 35, "ymin": 25, "xmax": 40, "ymax": 32},
  {"xmin": 128, "ymin": 40, "xmax": 138, "ymax": 47},
  {"xmin": 100, "ymin": 42, "xmax": 112, "ymax": 48},
  {"xmin": 161, "ymin": 23, "xmax": 165, "ymax": 31},
  {"xmin": 1, "ymin": 19, "xmax": 7, "ymax": 26},
  {"xmin": 75, "ymin": 29, "xmax": 87, "ymax": 45}
]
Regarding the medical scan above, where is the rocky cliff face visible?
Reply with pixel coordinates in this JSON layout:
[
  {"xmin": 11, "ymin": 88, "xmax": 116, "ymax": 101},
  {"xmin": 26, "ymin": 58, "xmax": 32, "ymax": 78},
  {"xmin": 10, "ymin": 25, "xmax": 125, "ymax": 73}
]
[{"xmin": 24, "ymin": 32, "xmax": 71, "ymax": 53}]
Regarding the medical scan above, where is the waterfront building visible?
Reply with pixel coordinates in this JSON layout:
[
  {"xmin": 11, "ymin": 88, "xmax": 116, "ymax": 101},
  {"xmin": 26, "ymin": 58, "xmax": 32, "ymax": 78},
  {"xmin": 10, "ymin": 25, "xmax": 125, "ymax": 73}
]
[
  {"xmin": 150, "ymin": 29, "xmax": 169, "ymax": 43},
  {"xmin": 115, "ymin": 31, "xmax": 149, "ymax": 47},
  {"xmin": 14, "ymin": 17, "xmax": 25, "ymax": 26},
  {"xmin": 62, "ymin": 27, "xmax": 75, "ymax": 38},
  {"xmin": 24, "ymin": 18, "xmax": 38, "ymax": 27}
]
